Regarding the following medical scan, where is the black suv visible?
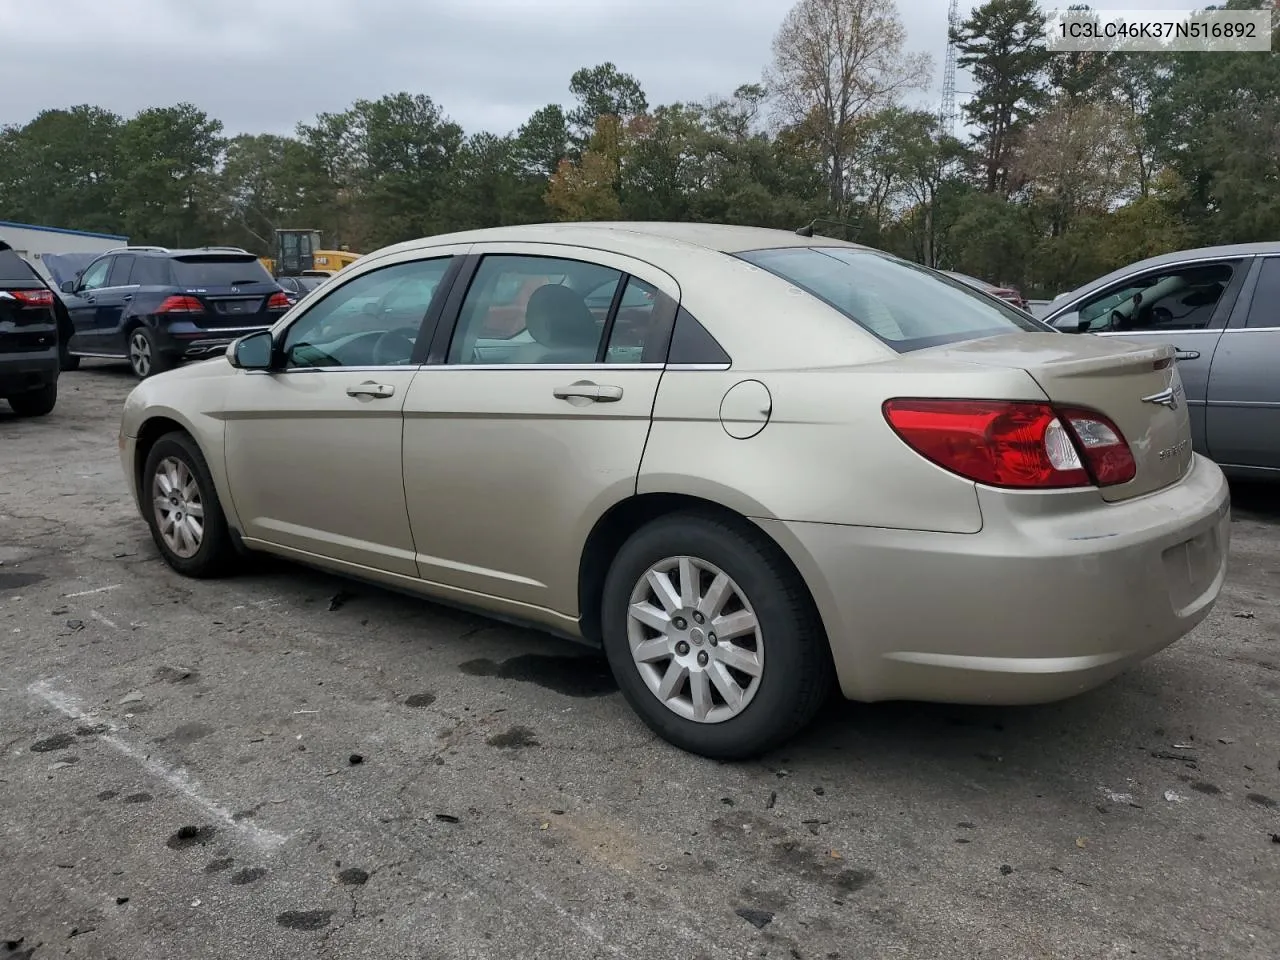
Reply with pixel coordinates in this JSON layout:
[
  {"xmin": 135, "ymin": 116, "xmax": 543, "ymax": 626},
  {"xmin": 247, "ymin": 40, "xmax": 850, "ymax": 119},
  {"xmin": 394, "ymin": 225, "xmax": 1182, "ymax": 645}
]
[
  {"xmin": 0, "ymin": 239, "xmax": 61, "ymax": 417},
  {"xmin": 58, "ymin": 246, "xmax": 291, "ymax": 378}
]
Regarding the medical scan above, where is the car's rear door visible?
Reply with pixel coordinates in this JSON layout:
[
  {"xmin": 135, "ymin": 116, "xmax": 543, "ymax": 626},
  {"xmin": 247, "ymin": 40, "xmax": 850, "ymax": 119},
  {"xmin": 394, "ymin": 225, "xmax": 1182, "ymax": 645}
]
[
  {"xmin": 1047, "ymin": 256, "xmax": 1249, "ymax": 457},
  {"xmin": 398, "ymin": 245, "xmax": 678, "ymax": 624},
  {"xmin": 1203, "ymin": 255, "xmax": 1280, "ymax": 472},
  {"xmin": 221, "ymin": 248, "xmax": 466, "ymax": 577}
]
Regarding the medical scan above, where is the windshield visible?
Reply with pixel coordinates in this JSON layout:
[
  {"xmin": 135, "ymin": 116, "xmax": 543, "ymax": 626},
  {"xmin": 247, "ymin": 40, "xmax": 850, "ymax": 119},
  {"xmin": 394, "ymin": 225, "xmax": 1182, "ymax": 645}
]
[
  {"xmin": 738, "ymin": 247, "xmax": 1050, "ymax": 351},
  {"xmin": 172, "ymin": 256, "xmax": 274, "ymax": 287}
]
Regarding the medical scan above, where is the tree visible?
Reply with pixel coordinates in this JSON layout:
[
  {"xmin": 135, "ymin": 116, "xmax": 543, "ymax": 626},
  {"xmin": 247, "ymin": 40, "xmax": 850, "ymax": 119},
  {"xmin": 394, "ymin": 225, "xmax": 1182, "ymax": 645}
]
[
  {"xmin": 220, "ymin": 134, "xmax": 315, "ymax": 253},
  {"xmin": 769, "ymin": 0, "xmax": 931, "ymax": 215},
  {"xmin": 566, "ymin": 63, "xmax": 648, "ymax": 149},
  {"xmin": 545, "ymin": 115, "xmax": 626, "ymax": 221},
  {"xmin": 952, "ymin": 0, "xmax": 1049, "ymax": 195},
  {"xmin": 115, "ymin": 103, "xmax": 224, "ymax": 246},
  {"xmin": 1015, "ymin": 97, "xmax": 1133, "ymax": 237},
  {"xmin": 514, "ymin": 104, "xmax": 570, "ymax": 179},
  {"xmin": 0, "ymin": 106, "xmax": 123, "ymax": 235}
]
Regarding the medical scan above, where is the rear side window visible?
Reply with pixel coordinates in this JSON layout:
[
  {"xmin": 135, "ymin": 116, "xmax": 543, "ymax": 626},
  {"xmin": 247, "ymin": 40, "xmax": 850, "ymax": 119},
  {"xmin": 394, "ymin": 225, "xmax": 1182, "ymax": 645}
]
[
  {"xmin": 1245, "ymin": 258, "xmax": 1280, "ymax": 329},
  {"xmin": 0, "ymin": 248, "xmax": 39, "ymax": 284},
  {"xmin": 171, "ymin": 255, "xmax": 273, "ymax": 287},
  {"xmin": 108, "ymin": 255, "xmax": 135, "ymax": 286},
  {"xmin": 738, "ymin": 247, "xmax": 1048, "ymax": 352},
  {"xmin": 131, "ymin": 257, "xmax": 171, "ymax": 286}
]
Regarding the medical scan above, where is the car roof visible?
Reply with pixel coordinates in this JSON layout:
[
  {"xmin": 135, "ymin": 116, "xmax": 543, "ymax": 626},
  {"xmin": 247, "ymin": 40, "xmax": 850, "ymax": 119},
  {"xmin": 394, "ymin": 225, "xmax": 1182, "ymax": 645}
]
[{"xmin": 376, "ymin": 221, "xmax": 868, "ymax": 259}]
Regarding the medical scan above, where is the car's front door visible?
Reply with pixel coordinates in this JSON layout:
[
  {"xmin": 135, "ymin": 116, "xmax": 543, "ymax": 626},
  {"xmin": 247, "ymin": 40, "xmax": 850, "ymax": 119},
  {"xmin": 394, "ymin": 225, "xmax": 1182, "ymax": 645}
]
[
  {"xmin": 65, "ymin": 256, "xmax": 115, "ymax": 355},
  {"xmin": 1204, "ymin": 255, "xmax": 1280, "ymax": 472},
  {"xmin": 1047, "ymin": 257, "xmax": 1249, "ymax": 456},
  {"xmin": 87, "ymin": 254, "xmax": 138, "ymax": 352},
  {"xmin": 400, "ymin": 247, "xmax": 677, "ymax": 622},
  {"xmin": 221, "ymin": 250, "xmax": 466, "ymax": 577}
]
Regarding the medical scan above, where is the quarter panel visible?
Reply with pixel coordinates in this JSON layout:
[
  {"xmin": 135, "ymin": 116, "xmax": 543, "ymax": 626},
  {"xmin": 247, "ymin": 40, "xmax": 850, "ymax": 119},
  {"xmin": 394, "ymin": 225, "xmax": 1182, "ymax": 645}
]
[{"xmin": 637, "ymin": 363, "xmax": 1055, "ymax": 534}]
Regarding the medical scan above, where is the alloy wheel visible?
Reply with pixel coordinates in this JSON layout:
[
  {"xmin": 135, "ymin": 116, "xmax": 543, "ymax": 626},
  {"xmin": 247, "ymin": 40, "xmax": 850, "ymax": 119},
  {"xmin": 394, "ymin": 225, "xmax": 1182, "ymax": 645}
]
[
  {"xmin": 626, "ymin": 555, "xmax": 764, "ymax": 724},
  {"xmin": 129, "ymin": 331, "xmax": 152, "ymax": 377},
  {"xmin": 152, "ymin": 456, "xmax": 204, "ymax": 558}
]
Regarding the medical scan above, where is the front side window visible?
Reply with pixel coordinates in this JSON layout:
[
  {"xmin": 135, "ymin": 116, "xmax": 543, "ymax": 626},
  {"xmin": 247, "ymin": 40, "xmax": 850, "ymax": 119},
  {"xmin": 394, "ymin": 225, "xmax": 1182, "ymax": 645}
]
[
  {"xmin": 738, "ymin": 247, "xmax": 1048, "ymax": 352},
  {"xmin": 449, "ymin": 255, "xmax": 622, "ymax": 365},
  {"xmin": 281, "ymin": 257, "xmax": 452, "ymax": 368},
  {"xmin": 78, "ymin": 257, "xmax": 112, "ymax": 291},
  {"xmin": 1062, "ymin": 261, "xmax": 1237, "ymax": 333}
]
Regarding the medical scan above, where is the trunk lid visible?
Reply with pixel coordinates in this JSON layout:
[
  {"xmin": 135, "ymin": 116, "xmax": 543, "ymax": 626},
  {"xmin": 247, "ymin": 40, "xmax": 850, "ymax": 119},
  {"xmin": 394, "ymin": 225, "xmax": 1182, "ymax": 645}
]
[
  {"xmin": 185, "ymin": 286, "xmax": 277, "ymax": 327},
  {"xmin": 919, "ymin": 332, "xmax": 1193, "ymax": 501}
]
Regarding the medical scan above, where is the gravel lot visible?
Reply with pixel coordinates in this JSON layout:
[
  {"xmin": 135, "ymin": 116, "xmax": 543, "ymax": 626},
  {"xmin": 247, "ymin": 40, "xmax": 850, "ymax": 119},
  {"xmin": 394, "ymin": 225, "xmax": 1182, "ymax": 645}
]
[{"xmin": 2, "ymin": 362, "xmax": 1278, "ymax": 960}]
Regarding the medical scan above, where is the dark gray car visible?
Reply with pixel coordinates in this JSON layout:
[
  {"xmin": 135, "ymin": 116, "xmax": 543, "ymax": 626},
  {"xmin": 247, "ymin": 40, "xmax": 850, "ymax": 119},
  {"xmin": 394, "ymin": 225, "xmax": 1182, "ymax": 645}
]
[{"xmin": 1041, "ymin": 241, "xmax": 1279, "ymax": 480}]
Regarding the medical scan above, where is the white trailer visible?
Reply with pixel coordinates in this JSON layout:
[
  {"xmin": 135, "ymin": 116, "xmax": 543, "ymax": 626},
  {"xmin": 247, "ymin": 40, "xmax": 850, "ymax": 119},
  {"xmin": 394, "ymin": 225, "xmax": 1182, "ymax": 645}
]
[{"xmin": 0, "ymin": 219, "xmax": 129, "ymax": 283}]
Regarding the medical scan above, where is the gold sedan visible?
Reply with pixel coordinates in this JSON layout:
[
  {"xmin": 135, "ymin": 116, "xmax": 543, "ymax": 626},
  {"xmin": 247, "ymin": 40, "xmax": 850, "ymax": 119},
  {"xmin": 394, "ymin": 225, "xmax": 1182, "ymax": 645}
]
[{"xmin": 118, "ymin": 223, "xmax": 1231, "ymax": 759}]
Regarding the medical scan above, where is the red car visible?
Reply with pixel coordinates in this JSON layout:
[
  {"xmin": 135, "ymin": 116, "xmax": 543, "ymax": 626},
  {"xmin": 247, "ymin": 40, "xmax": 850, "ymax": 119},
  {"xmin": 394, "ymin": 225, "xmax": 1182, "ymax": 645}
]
[{"xmin": 942, "ymin": 270, "xmax": 1030, "ymax": 312}]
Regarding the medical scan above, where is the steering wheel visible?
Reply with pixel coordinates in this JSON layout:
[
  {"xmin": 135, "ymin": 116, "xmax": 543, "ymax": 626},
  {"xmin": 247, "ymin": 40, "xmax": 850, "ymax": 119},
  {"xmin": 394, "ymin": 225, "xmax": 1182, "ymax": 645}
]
[
  {"xmin": 1151, "ymin": 305, "xmax": 1173, "ymax": 326},
  {"xmin": 370, "ymin": 326, "xmax": 418, "ymax": 366}
]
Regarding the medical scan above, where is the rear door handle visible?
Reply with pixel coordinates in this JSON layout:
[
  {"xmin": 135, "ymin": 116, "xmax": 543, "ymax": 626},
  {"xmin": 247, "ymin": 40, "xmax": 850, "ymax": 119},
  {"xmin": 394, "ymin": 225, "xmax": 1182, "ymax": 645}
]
[
  {"xmin": 1174, "ymin": 349, "xmax": 1200, "ymax": 361},
  {"xmin": 122, "ymin": 294, "xmax": 133, "ymax": 302},
  {"xmin": 347, "ymin": 381, "xmax": 395, "ymax": 398},
  {"xmin": 554, "ymin": 382, "xmax": 623, "ymax": 403}
]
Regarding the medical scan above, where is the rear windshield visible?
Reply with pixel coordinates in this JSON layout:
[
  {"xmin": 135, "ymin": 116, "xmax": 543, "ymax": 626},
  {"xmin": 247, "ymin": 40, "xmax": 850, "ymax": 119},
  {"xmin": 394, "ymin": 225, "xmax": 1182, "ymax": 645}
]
[
  {"xmin": 0, "ymin": 248, "xmax": 41, "ymax": 285},
  {"xmin": 172, "ymin": 255, "xmax": 273, "ymax": 287},
  {"xmin": 296, "ymin": 276, "xmax": 323, "ymax": 292},
  {"xmin": 738, "ymin": 247, "xmax": 1049, "ymax": 352}
]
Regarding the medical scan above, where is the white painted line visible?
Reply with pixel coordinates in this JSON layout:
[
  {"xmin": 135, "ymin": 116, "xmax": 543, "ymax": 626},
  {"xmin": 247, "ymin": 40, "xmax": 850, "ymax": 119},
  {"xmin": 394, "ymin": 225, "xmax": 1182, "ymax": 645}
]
[
  {"xmin": 64, "ymin": 584, "xmax": 121, "ymax": 598},
  {"xmin": 88, "ymin": 610, "xmax": 118, "ymax": 630},
  {"xmin": 27, "ymin": 680, "xmax": 289, "ymax": 853}
]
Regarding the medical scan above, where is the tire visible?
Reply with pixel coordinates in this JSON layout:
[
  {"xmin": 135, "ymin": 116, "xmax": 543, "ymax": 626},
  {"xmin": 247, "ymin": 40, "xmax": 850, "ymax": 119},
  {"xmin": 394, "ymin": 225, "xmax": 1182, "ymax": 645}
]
[
  {"xmin": 141, "ymin": 431, "xmax": 235, "ymax": 578},
  {"xmin": 600, "ymin": 510, "xmax": 833, "ymax": 760},
  {"xmin": 7, "ymin": 382, "xmax": 57, "ymax": 417},
  {"xmin": 128, "ymin": 326, "xmax": 171, "ymax": 379}
]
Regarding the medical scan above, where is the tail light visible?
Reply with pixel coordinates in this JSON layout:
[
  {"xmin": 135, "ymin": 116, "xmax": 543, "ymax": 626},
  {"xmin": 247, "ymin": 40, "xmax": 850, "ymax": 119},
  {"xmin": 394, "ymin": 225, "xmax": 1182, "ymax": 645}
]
[
  {"xmin": 1, "ymin": 289, "xmax": 55, "ymax": 307},
  {"xmin": 882, "ymin": 399, "xmax": 1136, "ymax": 489},
  {"xmin": 156, "ymin": 295, "xmax": 203, "ymax": 314},
  {"xmin": 267, "ymin": 291, "xmax": 291, "ymax": 309}
]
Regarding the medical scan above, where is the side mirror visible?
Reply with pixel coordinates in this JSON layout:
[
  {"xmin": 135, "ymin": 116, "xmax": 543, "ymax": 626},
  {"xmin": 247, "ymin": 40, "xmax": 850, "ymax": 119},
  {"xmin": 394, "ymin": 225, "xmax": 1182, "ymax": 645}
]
[
  {"xmin": 60, "ymin": 280, "xmax": 75, "ymax": 293},
  {"xmin": 227, "ymin": 330, "xmax": 274, "ymax": 370}
]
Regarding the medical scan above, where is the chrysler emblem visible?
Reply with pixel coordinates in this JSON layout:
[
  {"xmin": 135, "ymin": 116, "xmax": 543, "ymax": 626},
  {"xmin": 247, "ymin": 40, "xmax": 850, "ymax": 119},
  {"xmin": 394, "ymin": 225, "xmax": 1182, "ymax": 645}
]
[{"xmin": 1142, "ymin": 386, "xmax": 1179, "ymax": 410}]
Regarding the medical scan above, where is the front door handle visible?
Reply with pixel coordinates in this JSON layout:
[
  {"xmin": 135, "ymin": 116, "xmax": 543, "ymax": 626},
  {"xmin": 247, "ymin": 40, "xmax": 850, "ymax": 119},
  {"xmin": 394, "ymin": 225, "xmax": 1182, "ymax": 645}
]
[
  {"xmin": 347, "ymin": 381, "xmax": 395, "ymax": 398},
  {"xmin": 1174, "ymin": 349, "xmax": 1200, "ymax": 361},
  {"xmin": 122, "ymin": 294, "xmax": 133, "ymax": 302},
  {"xmin": 554, "ymin": 381, "xmax": 623, "ymax": 403}
]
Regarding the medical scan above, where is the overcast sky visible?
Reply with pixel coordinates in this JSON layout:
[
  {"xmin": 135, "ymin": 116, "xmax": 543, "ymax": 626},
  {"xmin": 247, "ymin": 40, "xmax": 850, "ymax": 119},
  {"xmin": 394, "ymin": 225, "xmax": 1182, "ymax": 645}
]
[{"xmin": 1, "ymin": 0, "xmax": 1184, "ymax": 137}]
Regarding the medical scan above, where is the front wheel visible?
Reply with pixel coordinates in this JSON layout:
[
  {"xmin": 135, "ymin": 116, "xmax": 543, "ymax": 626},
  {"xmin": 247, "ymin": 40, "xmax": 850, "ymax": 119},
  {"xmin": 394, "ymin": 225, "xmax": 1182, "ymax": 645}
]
[
  {"xmin": 141, "ymin": 431, "xmax": 235, "ymax": 578},
  {"xmin": 7, "ymin": 382, "xmax": 57, "ymax": 417},
  {"xmin": 600, "ymin": 511, "xmax": 832, "ymax": 760}
]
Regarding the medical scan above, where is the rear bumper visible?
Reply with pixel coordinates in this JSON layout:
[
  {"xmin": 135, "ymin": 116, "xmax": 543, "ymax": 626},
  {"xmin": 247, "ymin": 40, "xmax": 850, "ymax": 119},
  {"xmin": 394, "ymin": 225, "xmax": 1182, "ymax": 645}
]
[
  {"xmin": 758, "ymin": 454, "xmax": 1231, "ymax": 704},
  {"xmin": 0, "ymin": 350, "xmax": 59, "ymax": 395},
  {"xmin": 153, "ymin": 321, "xmax": 276, "ymax": 360}
]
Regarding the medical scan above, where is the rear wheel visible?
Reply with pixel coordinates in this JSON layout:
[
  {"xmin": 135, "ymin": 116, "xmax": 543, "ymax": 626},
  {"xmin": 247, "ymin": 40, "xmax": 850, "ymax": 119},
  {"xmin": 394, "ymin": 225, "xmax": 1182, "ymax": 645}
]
[
  {"xmin": 142, "ymin": 432, "xmax": 235, "ymax": 578},
  {"xmin": 6, "ymin": 382, "xmax": 57, "ymax": 417},
  {"xmin": 128, "ymin": 327, "xmax": 171, "ymax": 379},
  {"xmin": 600, "ymin": 511, "xmax": 832, "ymax": 760}
]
